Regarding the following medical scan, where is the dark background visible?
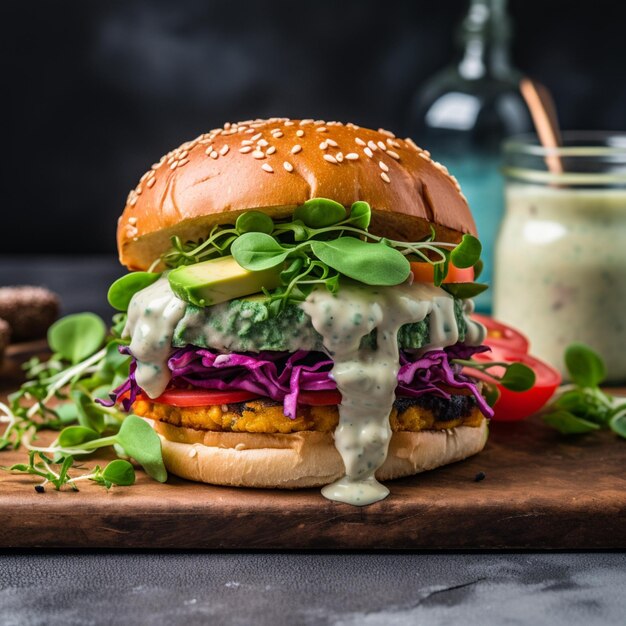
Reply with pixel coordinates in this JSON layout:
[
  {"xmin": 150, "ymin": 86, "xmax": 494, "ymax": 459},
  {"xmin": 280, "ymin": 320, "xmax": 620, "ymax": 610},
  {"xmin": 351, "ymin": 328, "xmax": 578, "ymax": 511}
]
[{"xmin": 4, "ymin": 0, "xmax": 626, "ymax": 256}]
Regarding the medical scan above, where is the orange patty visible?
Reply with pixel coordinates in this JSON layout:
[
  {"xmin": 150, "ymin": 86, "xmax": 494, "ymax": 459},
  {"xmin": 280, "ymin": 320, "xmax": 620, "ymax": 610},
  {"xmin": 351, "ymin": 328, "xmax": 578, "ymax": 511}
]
[{"xmin": 132, "ymin": 397, "xmax": 485, "ymax": 434}]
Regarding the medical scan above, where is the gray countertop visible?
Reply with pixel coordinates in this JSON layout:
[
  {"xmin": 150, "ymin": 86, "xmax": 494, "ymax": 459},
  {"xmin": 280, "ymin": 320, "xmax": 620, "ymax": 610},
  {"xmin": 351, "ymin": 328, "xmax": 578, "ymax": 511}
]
[
  {"xmin": 1, "ymin": 553, "xmax": 625, "ymax": 625},
  {"xmin": 1, "ymin": 257, "xmax": 625, "ymax": 625}
]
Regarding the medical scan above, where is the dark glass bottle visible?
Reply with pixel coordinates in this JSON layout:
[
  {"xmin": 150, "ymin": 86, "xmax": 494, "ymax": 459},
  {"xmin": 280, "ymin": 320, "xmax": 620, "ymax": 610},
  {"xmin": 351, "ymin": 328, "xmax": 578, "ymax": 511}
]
[{"xmin": 407, "ymin": 0, "xmax": 531, "ymax": 312}]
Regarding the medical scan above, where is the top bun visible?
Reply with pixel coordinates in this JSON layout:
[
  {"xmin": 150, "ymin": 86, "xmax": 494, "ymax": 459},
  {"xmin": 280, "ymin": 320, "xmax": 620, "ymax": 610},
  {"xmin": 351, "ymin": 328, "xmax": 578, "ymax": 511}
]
[{"xmin": 118, "ymin": 118, "xmax": 476, "ymax": 270}]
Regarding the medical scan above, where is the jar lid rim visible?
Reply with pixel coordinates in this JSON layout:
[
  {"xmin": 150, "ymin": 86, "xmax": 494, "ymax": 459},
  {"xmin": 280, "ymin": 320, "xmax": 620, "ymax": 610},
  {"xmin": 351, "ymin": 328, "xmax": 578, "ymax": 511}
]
[{"xmin": 504, "ymin": 131, "xmax": 626, "ymax": 157}]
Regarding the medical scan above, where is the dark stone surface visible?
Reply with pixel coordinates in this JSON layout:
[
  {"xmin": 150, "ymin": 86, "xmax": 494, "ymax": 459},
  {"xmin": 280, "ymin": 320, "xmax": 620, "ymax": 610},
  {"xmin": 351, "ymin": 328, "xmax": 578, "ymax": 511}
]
[{"xmin": 1, "ymin": 552, "xmax": 625, "ymax": 625}]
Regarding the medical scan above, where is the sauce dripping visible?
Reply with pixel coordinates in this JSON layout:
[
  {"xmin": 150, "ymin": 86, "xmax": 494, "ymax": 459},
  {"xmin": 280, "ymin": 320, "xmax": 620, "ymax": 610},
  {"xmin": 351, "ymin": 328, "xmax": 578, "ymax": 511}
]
[
  {"xmin": 123, "ymin": 276, "xmax": 186, "ymax": 399},
  {"xmin": 302, "ymin": 281, "xmax": 484, "ymax": 506}
]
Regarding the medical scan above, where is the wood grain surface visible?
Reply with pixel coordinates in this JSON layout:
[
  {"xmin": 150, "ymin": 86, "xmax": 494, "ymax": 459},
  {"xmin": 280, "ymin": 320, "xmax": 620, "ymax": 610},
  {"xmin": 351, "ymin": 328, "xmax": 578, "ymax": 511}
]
[{"xmin": 1, "ymin": 412, "xmax": 625, "ymax": 550}]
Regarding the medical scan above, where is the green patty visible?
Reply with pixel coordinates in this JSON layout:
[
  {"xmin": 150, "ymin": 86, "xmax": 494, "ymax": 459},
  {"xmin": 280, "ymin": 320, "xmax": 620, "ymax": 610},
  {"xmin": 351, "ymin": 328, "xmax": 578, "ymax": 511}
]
[{"xmin": 172, "ymin": 297, "xmax": 468, "ymax": 353}]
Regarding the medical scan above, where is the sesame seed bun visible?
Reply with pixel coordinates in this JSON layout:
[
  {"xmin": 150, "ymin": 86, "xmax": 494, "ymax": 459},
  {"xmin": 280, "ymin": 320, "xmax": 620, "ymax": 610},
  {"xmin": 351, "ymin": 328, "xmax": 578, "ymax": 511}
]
[
  {"xmin": 153, "ymin": 419, "xmax": 488, "ymax": 489},
  {"xmin": 118, "ymin": 118, "xmax": 476, "ymax": 270}
]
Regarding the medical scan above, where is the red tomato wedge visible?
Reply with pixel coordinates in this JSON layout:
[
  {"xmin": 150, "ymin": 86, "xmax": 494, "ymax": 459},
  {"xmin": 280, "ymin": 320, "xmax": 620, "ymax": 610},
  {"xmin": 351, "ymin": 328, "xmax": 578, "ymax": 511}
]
[
  {"xmin": 298, "ymin": 390, "xmax": 342, "ymax": 406},
  {"xmin": 151, "ymin": 389, "xmax": 260, "ymax": 407},
  {"xmin": 145, "ymin": 388, "xmax": 343, "ymax": 408},
  {"xmin": 410, "ymin": 261, "xmax": 474, "ymax": 284},
  {"xmin": 465, "ymin": 345, "xmax": 561, "ymax": 421},
  {"xmin": 472, "ymin": 314, "xmax": 530, "ymax": 354}
]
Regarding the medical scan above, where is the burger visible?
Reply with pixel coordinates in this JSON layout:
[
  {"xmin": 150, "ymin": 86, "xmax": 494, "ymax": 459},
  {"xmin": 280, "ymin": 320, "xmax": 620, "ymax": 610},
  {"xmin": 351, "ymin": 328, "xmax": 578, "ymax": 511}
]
[{"xmin": 108, "ymin": 117, "xmax": 496, "ymax": 506}]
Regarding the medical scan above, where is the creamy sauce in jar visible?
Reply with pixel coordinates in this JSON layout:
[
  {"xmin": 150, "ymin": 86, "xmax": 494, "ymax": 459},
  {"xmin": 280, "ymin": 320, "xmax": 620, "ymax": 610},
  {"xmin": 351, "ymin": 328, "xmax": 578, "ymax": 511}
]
[
  {"xmin": 302, "ymin": 282, "xmax": 484, "ymax": 506},
  {"xmin": 123, "ymin": 276, "xmax": 186, "ymax": 398},
  {"xmin": 495, "ymin": 185, "xmax": 626, "ymax": 381}
]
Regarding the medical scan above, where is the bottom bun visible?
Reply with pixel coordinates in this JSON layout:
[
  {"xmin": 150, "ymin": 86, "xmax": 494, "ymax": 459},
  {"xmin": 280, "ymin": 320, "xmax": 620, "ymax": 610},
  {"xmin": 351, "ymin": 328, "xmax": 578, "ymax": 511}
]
[{"xmin": 153, "ymin": 419, "xmax": 488, "ymax": 489}]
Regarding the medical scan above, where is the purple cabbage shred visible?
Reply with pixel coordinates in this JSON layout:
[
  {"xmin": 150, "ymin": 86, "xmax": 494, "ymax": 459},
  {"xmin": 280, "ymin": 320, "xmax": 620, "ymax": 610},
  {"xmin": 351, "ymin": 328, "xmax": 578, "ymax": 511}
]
[{"xmin": 105, "ymin": 344, "xmax": 493, "ymax": 419}]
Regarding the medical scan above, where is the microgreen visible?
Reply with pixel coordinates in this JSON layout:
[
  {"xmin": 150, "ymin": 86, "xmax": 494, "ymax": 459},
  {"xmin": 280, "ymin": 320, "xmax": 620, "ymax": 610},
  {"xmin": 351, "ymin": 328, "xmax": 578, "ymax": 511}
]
[
  {"xmin": 48, "ymin": 313, "xmax": 107, "ymax": 364},
  {"xmin": 108, "ymin": 272, "xmax": 161, "ymax": 311},
  {"xmin": 452, "ymin": 359, "xmax": 536, "ymax": 392},
  {"xmin": 294, "ymin": 198, "xmax": 347, "ymax": 227},
  {"xmin": 2, "ymin": 450, "xmax": 136, "ymax": 491},
  {"xmin": 542, "ymin": 343, "xmax": 626, "ymax": 439},
  {"xmin": 171, "ymin": 198, "xmax": 484, "ymax": 314},
  {"xmin": 442, "ymin": 283, "xmax": 489, "ymax": 299},
  {"xmin": 235, "ymin": 211, "xmax": 274, "ymax": 235},
  {"xmin": 0, "ymin": 312, "xmax": 167, "ymax": 491},
  {"xmin": 310, "ymin": 238, "xmax": 410, "ymax": 286}
]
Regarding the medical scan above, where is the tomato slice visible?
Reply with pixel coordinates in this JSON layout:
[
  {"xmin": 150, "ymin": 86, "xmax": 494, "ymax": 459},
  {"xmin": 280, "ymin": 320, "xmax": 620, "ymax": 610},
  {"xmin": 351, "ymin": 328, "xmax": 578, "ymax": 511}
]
[
  {"xmin": 152, "ymin": 388, "xmax": 260, "ymax": 407},
  {"xmin": 410, "ymin": 261, "xmax": 474, "ymax": 284},
  {"xmin": 472, "ymin": 314, "xmax": 530, "ymax": 354},
  {"xmin": 298, "ymin": 390, "xmax": 342, "ymax": 406},
  {"xmin": 465, "ymin": 346, "xmax": 561, "ymax": 421}
]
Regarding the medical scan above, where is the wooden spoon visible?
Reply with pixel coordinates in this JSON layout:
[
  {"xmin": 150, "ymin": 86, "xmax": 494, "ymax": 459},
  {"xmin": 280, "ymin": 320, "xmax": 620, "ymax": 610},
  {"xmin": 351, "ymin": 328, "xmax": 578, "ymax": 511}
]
[{"xmin": 520, "ymin": 78, "xmax": 563, "ymax": 174}]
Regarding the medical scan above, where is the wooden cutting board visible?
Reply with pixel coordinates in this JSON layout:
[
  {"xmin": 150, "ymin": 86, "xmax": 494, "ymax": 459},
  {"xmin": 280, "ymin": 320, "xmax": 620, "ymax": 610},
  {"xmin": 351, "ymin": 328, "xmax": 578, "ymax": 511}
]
[{"xmin": 1, "ymin": 410, "xmax": 625, "ymax": 550}]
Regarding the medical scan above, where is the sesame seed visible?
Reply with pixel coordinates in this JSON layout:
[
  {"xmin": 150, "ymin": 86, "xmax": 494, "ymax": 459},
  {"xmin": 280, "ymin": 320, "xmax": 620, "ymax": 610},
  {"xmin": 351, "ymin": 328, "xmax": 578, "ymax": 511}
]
[
  {"xmin": 336, "ymin": 152, "xmax": 344, "ymax": 162},
  {"xmin": 252, "ymin": 151, "xmax": 265, "ymax": 159},
  {"xmin": 204, "ymin": 145, "xmax": 213, "ymax": 155},
  {"xmin": 220, "ymin": 145, "xmax": 230, "ymax": 156},
  {"xmin": 405, "ymin": 137, "xmax": 420, "ymax": 151},
  {"xmin": 261, "ymin": 163, "xmax": 274, "ymax": 173},
  {"xmin": 378, "ymin": 128, "xmax": 396, "ymax": 138},
  {"xmin": 239, "ymin": 146, "xmax": 253, "ymax": 153},
  {"xmin": 323, "ymin": 154, "xmax": 338, "ymax": 164},
  {"xmin": 387, "ymin": 150, "xmax": 400, "ymax": 160},
  {"xmin": 296, "ymin": 129, "xmax": 305, "ymax": 137},
  {"xmin": 379, "ymin": 161, "xmax": 389, "ymax": 172},
  {"xmin": 364, "ymin": 147, "xmax": 374, "ymax": 158},
  {"xmin": 257, "ymin": 138, "xmax": 269, "ymax": 147},
  {"xmin": 210, "ymin": 151, "xmax": 218, "ymax": 159},
  {"xmin": 283, "ymin": 161, "xmax": 294, "ymax": 172},
  {"xmin": 128, "ymin": 216, "xmax": 138, "ymax": 225},
  {"xmin": 179, "ymin": 150, "xmax": 189, "ymax": 159},
  {"xmin": 424, "ymin": 149, "xmax": 431, "ymax": 157},
  {"xmin": 319, "ymin": 141, "xmax": 328, "ymax": 150},
  {"xmin": 377, "ymin": 141, "xmax": 387, "ymax": 151},
  {"xmin": 188, "ymin": 448, "xmax": 198, "ymax": 458},
  {"xmin": 266, "ymin": 146, "xmax": 276, "ymax": 155},
  {"xmin": 272, "ymin": 131, "xmax": 284, "ymax": 138},
  {"xmin": 146, "ymin": 177, "xmax": 156, "ymax": 188},
  {"xmin": 241, "ymin": 139, "xmax": 254, "ymax": 146},
  {"xmin": 316, "ymin": 127, "xmax": 327, "ymax": 133},
  {"xmin": 419, "ymin": 152, "xmax": 431, "ymax": 161},
  {"xmin": 135, "ymin": 186, "xmax": 142, "ymax": 195},
  {"xmin": 251, "ymin": 132, "xmax": 263, "ymax": 141},
  {"xmin": 326, "ymin": 138, "xmax": 338, "ymax": 147},
  {"xmin": 300, "ymin": 119, "xmax": 313, "ymax": 125},
  {"xmin": 291, "ymin": 144, "xmax": 302, "ymax": 154},
  {"xmin": 380, "ymin": 172, "xmax": 391, "ymax": 183},
  {"xmin": 284, "ymin": 121, "xmax": 295, "ymax": 126},
  {"xmin": 355, "ymin": 137, "xmax": 366, "ymax": 146},
  {"xmin": 170, "ymin": 161, "xmax": 178, "ymax": 170},
  {"xmin": 224, "ymin": 122, "xmax": 231, "ymax": 130},
  {"xmin": 178, "ymin": 158, "xmax": 190, "ymax": 167},
  {"xmin": 345, "ymin": 152, "xmax": 359, "ymax": 160},
  {"xmin": 140, "ymin": 171, "xmax": 150, "ymax": 182},
  {"xmin": 367, "ymin": 140, "xmax": 379, "ymax": 152},
  {"xmin": 387, "ymin": 138, "xmax": 401, "ymax": 148}
]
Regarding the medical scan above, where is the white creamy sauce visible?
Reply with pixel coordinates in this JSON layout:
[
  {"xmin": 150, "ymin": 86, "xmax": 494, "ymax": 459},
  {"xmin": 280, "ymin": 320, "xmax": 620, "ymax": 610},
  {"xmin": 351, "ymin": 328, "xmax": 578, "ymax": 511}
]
[
  {"xmin": 123, "ymin": 276, "xmax": 186, "ymax": 399},
  {"xmin": 302, "ymin": 282, "xmax": 484, "ymax": 506},
  {"xmin": 124, "ymin": 276, "xmax": 485, "ymax": 506}
]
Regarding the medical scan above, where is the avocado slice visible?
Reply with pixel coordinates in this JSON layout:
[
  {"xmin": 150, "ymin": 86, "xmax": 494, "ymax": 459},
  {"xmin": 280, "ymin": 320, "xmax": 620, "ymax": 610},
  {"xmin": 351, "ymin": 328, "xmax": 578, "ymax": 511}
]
[{"xmin": 168, "ymin": 256, "xmax": 281, "ymax": 307}]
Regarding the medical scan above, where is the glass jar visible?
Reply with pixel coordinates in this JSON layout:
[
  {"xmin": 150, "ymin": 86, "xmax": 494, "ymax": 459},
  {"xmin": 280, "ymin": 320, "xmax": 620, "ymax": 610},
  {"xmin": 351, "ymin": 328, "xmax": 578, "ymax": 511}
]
[{"xmin": 494, "ymin": 132, "xmax": 626, "ymax": 383}]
